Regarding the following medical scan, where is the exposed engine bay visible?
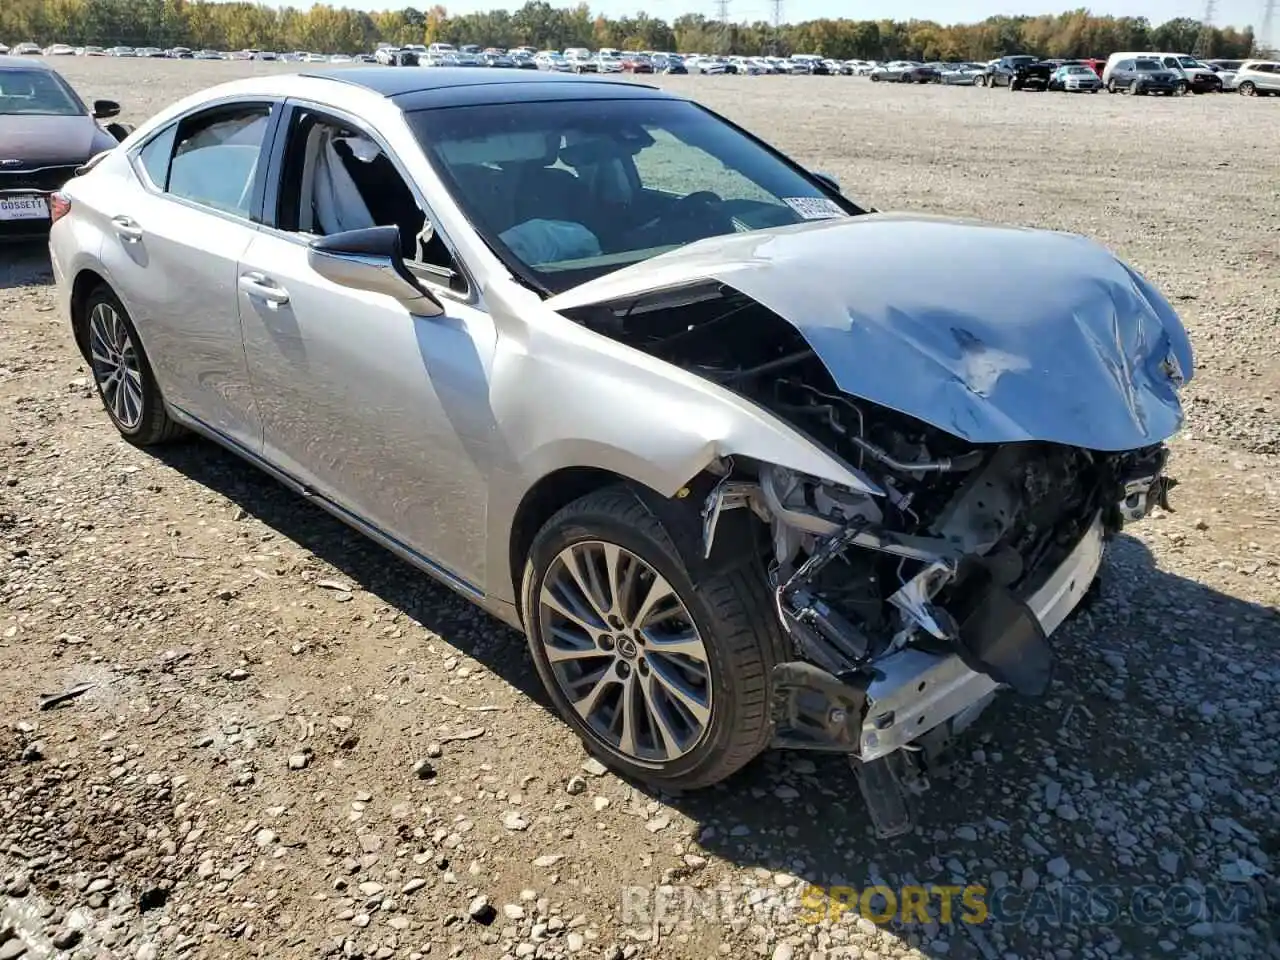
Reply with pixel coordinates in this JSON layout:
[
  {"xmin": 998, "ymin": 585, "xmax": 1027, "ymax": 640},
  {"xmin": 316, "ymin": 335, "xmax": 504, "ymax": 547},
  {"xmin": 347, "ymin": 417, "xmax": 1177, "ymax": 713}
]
[{"xmin": 561, "ymin": 280, "xmax": 1179, "ymax": 835}]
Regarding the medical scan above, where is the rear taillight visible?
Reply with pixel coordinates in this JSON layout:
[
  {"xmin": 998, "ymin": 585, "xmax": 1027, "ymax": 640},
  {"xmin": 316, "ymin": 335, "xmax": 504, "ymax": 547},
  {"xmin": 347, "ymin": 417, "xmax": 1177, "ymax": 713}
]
[{"xmin": 49, "ymin": 191, "xmax": 72, "ymax": 226}]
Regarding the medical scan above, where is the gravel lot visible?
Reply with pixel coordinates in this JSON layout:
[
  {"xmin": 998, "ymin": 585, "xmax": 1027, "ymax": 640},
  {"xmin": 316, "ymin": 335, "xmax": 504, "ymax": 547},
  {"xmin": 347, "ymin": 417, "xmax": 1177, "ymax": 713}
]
[{"xmin": 2, "ymin": 58, "xmax": 1278, "ymax": 960}]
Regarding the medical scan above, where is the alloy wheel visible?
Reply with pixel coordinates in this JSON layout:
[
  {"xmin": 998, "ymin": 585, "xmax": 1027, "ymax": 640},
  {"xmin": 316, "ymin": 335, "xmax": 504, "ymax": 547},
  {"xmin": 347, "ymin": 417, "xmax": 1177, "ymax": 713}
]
[
  {"xmin": 88, "ymin": 301, "xmax": 144, "ymax": 430},
  {"xmin": 537, "ymin": 540, "xmax": 713, "ymax": 763}
]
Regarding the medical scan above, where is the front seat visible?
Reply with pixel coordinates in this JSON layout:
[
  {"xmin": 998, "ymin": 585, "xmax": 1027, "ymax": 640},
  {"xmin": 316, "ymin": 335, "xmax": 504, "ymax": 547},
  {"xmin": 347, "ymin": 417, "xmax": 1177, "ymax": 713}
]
[{"xmin": 508, "ymin": 133, "xmax": 593, "ymax": 230}]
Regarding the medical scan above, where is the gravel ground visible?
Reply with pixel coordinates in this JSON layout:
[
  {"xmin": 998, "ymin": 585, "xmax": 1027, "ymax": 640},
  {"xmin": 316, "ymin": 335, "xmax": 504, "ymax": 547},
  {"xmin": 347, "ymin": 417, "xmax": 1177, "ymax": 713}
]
[{"xmin": 2, "ymin": 59, "xmax": 1278, "ymax": 960}]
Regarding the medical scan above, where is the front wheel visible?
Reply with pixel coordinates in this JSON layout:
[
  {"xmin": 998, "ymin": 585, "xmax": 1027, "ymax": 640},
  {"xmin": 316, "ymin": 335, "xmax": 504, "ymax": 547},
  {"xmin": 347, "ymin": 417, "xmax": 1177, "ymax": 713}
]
[
  {"xmin": 1175, "ymin": 80, "xmax": 1189, "ymax": 96},
  {"xmin": 1239, "ymin": 81, "xmax": 1256, "ymax": 96},
  {"xmin": 82, "ymin": 285, "xmax": 184, "ymax": 445},
  {"xmin": 1107, "ymin": 79, "xmax": 1118, "ymax": 93},
  {"xmin": 520, "ymin": 485, "xmax": 782, "ymax": 790}
]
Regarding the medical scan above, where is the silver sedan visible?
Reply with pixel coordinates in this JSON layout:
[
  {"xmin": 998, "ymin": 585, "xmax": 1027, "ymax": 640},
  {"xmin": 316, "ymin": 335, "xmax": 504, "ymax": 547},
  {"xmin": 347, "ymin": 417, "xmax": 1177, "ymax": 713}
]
[{"xmin": 49, "ymin": 68, "xmax": 1192, "ymax": 835}]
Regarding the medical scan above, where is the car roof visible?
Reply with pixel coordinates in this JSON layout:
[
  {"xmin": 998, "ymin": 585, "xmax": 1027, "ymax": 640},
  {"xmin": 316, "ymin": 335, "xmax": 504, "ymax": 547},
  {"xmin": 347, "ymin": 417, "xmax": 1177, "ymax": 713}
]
[
  {"xmin": 299, "ymin": 66, "xmax": 673, "ymax": 109},
  {"xmin": 0, "ymin": 55, "xmax": 56, "ymax": 70}
]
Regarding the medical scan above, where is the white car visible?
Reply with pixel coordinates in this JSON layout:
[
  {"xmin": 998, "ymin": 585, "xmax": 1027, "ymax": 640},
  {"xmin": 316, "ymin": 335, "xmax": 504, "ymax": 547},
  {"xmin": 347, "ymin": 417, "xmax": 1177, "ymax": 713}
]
[
  {"xmin": 43, "ymin": 43, "xmax": 77, "ymax": 56},
  {"xmin": 534, "ymin": 52, "xmax": 573, "ymax": 72},
  {"xmin": 1205, "ymin": 59, "xmax": 1243, "ymax": 91},
  {"xmin": 1234, "ymin": 59, "xmax": 1280, "ymax": 96}
]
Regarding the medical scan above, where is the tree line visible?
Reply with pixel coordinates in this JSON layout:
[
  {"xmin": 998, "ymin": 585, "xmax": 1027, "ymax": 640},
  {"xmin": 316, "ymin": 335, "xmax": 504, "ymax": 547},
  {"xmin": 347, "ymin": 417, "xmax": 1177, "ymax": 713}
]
[{"xmin": 1, "ymin": 0, "xmax": 1262, "ymax": 61}]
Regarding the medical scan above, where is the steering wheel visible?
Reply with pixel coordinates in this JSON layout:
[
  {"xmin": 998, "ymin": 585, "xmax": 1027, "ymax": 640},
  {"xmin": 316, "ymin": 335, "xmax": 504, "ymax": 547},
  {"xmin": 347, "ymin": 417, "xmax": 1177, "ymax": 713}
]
[{"xmin": 628, "ymin": 191, "xmax": 732, "ymax": 245}]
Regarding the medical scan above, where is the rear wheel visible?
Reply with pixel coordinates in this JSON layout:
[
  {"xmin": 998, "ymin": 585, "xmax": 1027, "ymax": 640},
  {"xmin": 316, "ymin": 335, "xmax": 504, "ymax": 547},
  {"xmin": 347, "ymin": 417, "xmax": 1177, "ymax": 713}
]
[
  {"xmin": 83, "ymin": 286, "xmax": 184, "ymax": 445},
  {"xmin": 520, "ymin": 485, "xmax": 782, "ymax": 790}
]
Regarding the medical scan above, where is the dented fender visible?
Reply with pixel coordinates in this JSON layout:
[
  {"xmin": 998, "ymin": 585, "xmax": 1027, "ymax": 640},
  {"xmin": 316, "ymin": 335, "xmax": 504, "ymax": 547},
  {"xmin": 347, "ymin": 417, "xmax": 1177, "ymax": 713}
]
[{"xmin": 481, "ymin": 286, "xmax": 881, "ymax": 604}]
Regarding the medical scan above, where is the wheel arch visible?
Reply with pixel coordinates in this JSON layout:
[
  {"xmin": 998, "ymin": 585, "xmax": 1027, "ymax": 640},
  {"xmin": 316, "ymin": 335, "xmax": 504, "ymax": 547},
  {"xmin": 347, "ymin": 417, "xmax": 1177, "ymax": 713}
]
[
  {"xmin": 504, "ymin": 461, "xmax": 768, "ymax": 627},
  {"xmin": 69, "ymin": 267, "xmax": 111, "ymax": 361}
]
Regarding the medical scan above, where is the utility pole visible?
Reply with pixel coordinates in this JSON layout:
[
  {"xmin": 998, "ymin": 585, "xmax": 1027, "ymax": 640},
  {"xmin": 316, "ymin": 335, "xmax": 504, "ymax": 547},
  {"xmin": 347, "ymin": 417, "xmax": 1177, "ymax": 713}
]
[
  {"xmin": 1193, "ymin": 0, "xmax": 1216, "ymax": 56},
  {"xmin": 713, "ymin": 0, "xmax": 730, "ymax": 54},
  {"xmin": 1262, "ymin": 0, "xmax": 1277, "ymax": 54},
  {"xmin": 770, "ymin": 0, "xmax": 783, "ymax": 56}
]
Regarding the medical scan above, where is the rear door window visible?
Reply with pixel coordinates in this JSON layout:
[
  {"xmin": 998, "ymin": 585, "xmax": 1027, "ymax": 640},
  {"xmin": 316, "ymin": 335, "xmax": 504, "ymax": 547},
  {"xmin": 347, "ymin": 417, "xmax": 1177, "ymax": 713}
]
[{"xmin": 167, "ymin": 105, "xmax": 273, "ymax": 218}]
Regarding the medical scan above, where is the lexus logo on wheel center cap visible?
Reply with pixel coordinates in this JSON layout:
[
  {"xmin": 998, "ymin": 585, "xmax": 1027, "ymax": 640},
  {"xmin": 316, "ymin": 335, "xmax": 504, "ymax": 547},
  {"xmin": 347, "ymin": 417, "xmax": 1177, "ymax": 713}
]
[{"xmin": 616, "ymin": 637, "xmax": 638, "ymax": 659}]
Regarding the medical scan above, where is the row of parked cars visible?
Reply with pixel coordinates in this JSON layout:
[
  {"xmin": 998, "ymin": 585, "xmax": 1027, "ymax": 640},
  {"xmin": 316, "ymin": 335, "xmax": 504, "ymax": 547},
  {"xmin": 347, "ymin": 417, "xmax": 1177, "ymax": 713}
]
[
  {"xmin": 867, "ymin": 52, "xmax": 1279, "ymax": 96},
  {"xmin": 0, "ymin": 42, "xmax": 377, "ymax": 62},
  {"xmin": 370, "ymin": 44, "xmax": 872, "ymax": 76}
]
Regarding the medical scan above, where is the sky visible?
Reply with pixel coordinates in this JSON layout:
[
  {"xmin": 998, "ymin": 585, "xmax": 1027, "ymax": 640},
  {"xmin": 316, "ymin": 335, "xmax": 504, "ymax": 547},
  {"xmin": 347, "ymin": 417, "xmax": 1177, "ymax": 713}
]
[{"xmin": 266, "ymin": 0, "xmax": 1268, "ymax": 31}]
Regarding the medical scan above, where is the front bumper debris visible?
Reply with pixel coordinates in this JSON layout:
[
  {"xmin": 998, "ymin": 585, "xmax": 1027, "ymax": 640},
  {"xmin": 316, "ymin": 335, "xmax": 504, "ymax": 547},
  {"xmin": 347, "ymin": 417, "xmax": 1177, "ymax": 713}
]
[{"xmin": 770, "ymin": 511, "xmax": 1106, "ymax": 760}]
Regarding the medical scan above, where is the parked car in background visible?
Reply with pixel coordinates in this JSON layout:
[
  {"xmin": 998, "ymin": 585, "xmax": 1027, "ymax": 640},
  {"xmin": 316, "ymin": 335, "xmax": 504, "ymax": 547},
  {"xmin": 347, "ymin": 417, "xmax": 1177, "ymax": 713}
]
[
  {"xmin": 979, "ymin": 55, "xmax": 1053, "ymax": 90},
  {"xmin": 1049, "ymin": 64, "xmax": 1103, "ymax": 92},
  {"xmin": 136, "ymin": 47, "xmax": 166, "ymax": 58},
  {"xmin": 869, "ymin": 61, "xmax": 920, "ymax": 82},
  {"xmin": 658, "ymin": 54, "xmax": 687, "ymax": 75},
  {"xmin": 621, "ymin": 54, "xmax": 653, "ymax": 74},
  {"xmin": 535, "ymin": 51, "xmax": 572, "ymax": 72},
  {"xmin": 1204, "ymin": 59, "xmax": 1243, "ymax": 90},
  {"xmin": 1234, "ymin": 60, "xmax": 1280, "ymax": 96},
  {"xmin": 14, "ymin": 43, "xmax": 44, "ymax": 56},
  {"xmin": 0, "ymin": 56, "xmax": 128, "ymax": 240},
  {"xmin": 105, "ymin": 46, "xmax": 136, "ymax": 57},
  {"xmin": 329, "ymin": 54, "xmax": 353, "ymax": 64},
  {"xmin": 482, "ymin": 52, "xmax": 514, "ymax": 68},
  {"xmin": 1155, "ymin": 55, "xmax": 1220, "ymax": 93},
  {"xmin": 1107, "ymin": 58, "xmax": 1181, "ymax": 95},
  {"xmin": 0, "ymin": 44, "xmax": 9, "ymax": 55},
  {"xmin": 566, "ymin": 49, "xmax": 596, "ymax": 73},
  {"xmin": 939, "ymin": 62, "xmax": 985, "ymax": 84},
  {"xmin": 510, "ymin": 52, "xmax": 537, "ymax": 69},
  {"xmin": 167, "ymin": 47, "xmax": 194, "ymax": 59},
  {"xmin": 193, "ymin": 50, "xmax": 224, "ymax": 60},
  {"xmin": 43, "ymin": 44, "xmax": 77, "ymax": 56},
  {"xmin": 1101, "ymin": 52, "xmax": 1211, "ymax": 93}
]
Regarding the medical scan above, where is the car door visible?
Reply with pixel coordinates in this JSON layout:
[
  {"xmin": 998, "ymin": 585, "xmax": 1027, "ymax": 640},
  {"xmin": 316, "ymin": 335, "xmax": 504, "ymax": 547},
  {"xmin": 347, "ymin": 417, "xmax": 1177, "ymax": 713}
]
[
  {"xmin": 235, "ymin": 101, "xmax": 498, "ymax": 589},
  {"xmin": 1257, "ymin": 64, "xmax": 1280, "ymax": 93},
  {"xmin": 100, "ymin": 100, "xmax": 279, "ymax": 450}
]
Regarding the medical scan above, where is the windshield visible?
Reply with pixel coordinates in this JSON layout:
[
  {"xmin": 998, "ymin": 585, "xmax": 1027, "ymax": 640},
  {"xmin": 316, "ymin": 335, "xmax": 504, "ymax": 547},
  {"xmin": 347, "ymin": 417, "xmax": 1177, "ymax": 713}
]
[
  {"xmin": 0, "ymin": 69, "xmax": 83, "ymax": 116},
  {"xmin": 1135, "ymin": 59, "xmax": 1162, "ymax": 71},
  {"xmin": 1177, "ymin": 57, "xmax": 1203, "ymax": 68},
  {"xmin": 410, "ymin": 98, "xmax": 857, "ymax": 294}
]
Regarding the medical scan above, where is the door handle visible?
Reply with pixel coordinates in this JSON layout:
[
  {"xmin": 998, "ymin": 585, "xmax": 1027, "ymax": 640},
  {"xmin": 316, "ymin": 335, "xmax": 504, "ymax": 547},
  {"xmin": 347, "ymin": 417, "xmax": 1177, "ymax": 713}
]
[
  {"xmin": 238, "ymin": 272, "xmax": 290, "ymax": 305},
  {"xmin": 111, "ymin": 215, "xmax": 143, "ymax": 242}
]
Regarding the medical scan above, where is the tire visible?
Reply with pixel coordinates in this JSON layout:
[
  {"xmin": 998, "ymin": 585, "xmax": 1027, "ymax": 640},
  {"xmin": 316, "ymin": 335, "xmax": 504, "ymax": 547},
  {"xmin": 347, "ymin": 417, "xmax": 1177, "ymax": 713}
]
[
  {"xmin": 1107, "ymin": 79, "xmax": 1118, "ymax": 93},
  {"xmin": 974, "ymin": 74, "xmax": 985, "ymax": 87},
  {"xmin": 82, "ymin": 285, "xmax": 184, "ymax": 445},
  {"xmin": 870, "ymin": 73, "xmax": 879, "ymax": 82},
  {"xmin": 520, "ymin": 485, "xmax": 783, "ymax": 790},
  {"xmin": 1239, "ymin": 81, "xmax": 1256, "ymax": 96}
]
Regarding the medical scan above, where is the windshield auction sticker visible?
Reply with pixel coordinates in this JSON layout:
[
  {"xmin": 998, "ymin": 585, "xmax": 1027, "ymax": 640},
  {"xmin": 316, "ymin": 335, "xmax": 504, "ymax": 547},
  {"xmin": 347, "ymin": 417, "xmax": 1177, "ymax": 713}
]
[{"xmin": 783, "ymin": 197, "xmax": 847, "ymax": 220}]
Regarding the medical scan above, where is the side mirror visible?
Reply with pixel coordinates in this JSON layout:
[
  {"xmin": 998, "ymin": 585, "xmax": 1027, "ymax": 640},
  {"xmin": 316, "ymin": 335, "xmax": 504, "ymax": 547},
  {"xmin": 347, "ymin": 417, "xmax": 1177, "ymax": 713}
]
[
  {"xmin": 93, "ymin": 99, "xmax": 121, "ymax": 120},
  {"xmin": 307, "ymin": 225, "xmax": 443, "ymax": 316},
  {"xmin": 810, "ymin": 170, "xmax": 842, "ymax": 195}
]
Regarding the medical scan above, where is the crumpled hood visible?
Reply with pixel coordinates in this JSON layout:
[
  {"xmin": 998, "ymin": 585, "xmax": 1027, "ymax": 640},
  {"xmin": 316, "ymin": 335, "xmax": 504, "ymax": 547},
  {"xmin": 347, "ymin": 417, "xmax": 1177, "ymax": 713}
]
[
  {"xmin": 546, "ymin": 213, "xmax": 1194, "ymax": 452},
  {"xmin": 0, "ymin": 115, "xmax": 114, "ymax": 168}
]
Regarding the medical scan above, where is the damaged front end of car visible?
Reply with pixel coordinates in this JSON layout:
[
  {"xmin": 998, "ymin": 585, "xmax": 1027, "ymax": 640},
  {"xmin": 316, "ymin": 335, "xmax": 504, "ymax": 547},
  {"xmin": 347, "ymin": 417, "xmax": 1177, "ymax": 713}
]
[{"xmin": 546, "ymin": 215, "xmax": 1192, "ymax": 836}]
